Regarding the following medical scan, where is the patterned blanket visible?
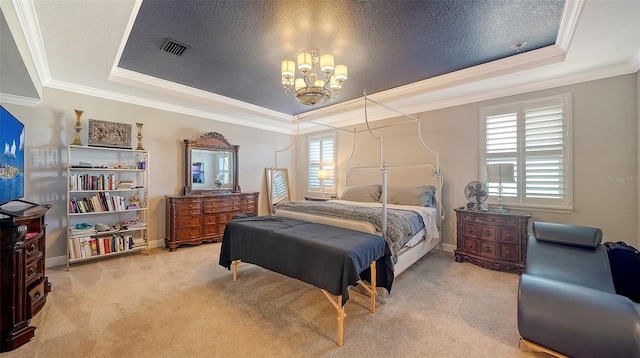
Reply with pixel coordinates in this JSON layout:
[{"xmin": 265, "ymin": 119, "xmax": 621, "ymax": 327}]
[{"xmin": 274, "ymin": 200, "xmax": 424, "ymax": 262}]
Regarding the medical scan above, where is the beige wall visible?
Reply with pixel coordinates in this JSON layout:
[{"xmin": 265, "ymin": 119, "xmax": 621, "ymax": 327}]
[
  {"xmin": 294, "ymin": 73, "xmax": 639, "ymax": 249},
  {"xmin": 3, "ymin": 87, "xmax": 295, "ymax": 266},
  {"xmin": 4, "ymin": 72, "xmax": 637, "ymax": 266}
]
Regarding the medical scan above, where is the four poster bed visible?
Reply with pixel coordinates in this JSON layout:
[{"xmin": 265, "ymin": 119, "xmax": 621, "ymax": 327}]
[{"xmin": 219, "ymin": 96, "xmax": 443, "ymax": 346}]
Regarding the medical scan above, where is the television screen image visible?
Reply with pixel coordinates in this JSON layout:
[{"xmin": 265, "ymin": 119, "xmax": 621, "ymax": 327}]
[{"xmin": 0, "ymin": 105, "xmax": 25, "ymax": 206}]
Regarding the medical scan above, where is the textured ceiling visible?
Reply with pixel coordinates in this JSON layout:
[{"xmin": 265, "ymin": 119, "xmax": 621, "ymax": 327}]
[{"xmin": 118, "ymin": 0, "xmax": 564, "ymax": 116}]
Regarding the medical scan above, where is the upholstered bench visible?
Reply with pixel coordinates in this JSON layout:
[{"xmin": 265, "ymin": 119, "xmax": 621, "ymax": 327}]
[{"xmin": 517, "ymin": 222, "xmax": 640, "ymax": 357}]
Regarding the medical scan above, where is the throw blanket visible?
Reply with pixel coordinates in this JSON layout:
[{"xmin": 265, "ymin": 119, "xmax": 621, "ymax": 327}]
[{"xmin": 274, "ymin": 200, "xmax": 424, "ymax": 263}]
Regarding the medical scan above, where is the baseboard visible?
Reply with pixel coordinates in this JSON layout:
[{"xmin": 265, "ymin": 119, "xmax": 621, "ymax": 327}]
[
  {"xmin": 46, "ymin": 240, "xmax": 455, "ymax": 269},
  {"xmin": 440, "ymin": 242, "xmax": 456, "ymax": 253},
  {"xmin": 45, "ymin": 239, "xmax": 165, "ymax": 269}
]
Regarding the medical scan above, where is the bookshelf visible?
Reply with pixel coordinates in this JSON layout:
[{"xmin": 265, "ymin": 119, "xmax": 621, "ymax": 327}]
[{"xmin": 66, "ymin": 145, "xmax": 149, "ymax": 269}]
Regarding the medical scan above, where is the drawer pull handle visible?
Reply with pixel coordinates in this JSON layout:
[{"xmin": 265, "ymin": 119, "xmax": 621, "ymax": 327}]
[
  {"xmin": 27, "ymin": 267, "xmax": 35, "ymax": 278},
  {"xmin": 484, "ymin": 231, "xmax": 491, "ymax": 236},
  {"xmin": 467, "ymin": 243, "xmax": 473, "ymax": 248},
  {"xmin": 467, "ymin": 229, "xmax": 473, "ymax": 233},
  {"xmin": 33, "ymin": 291, "xmax": 42, "ymax": 302},
  {"xmin": 484, "ymin": 247, "xmax": 492, "ymax": 252}
]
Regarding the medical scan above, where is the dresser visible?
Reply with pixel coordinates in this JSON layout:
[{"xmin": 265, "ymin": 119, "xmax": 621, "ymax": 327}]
[
  {"xmin": 454, "ymin": 207, "xmax": 531, "ymax": 272},
  {"xmin": 0, "ymin": 204, "xmax": 50, "ymax": 352},
  {"xmin": 165, "ymin": 192, "xmax": 259, "ymax": 251}
]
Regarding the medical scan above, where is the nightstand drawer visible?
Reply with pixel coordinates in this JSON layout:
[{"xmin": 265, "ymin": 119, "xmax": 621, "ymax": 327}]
[
  {"xmin": 500, "ymin": 228, "xmax": 518, "ymax": 243},
  {"xmin": 480, "ymin": 226, "xmax": 497, "ymax": 241},
  {"xmin": 499, "ymin": 244, "xmax": 518, "ymax": 262},
  {"xmin": 462, "ymin": 222, "xmax": 479, "ymax": 238},
  {"xmin": 462, "ymin": 238, "xmax": 477, "ymax": 253},
  {"xmin": 479, "ymin": 241, "xmax": 498, "ymax": 258}
]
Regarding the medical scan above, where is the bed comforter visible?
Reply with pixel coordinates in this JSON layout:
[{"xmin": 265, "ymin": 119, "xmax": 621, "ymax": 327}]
[{"xmin": 274, "ymin": 200, "xmax": 434, "ymax": 263}]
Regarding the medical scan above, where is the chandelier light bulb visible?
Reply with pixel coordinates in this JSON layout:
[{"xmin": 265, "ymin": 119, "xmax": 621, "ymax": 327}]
[
  {"xmin": 282, "ymin": 49, "xmax": 348, "ymax": 106},
  {"xmin": 334, "ymin": 65, "xmax": 348, "ymax": 82},
  {"xmin": 281, "ymin": 60, "xmax": 295, "ymax": 78},
  {"xmin": 320, "ymin": 54, "xmax": 335, "ymax": 74},
  {"xmin": 297, "ymin": 52, "xmax": 312, "ymax": 72}
]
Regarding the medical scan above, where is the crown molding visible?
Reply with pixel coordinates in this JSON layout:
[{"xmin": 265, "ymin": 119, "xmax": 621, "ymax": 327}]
[
  {"xmin": 298, "ymin": 61, "xmax": 640, "ymax": 135},
  {"xmin": 108, "ymin": 67, "xmax": 292, "ymax": 124},
  {"xmin": 45, "ymin": 79, "xmax": 296, "ymax": 134},
  {"xmin": 0, "ymin": 93, "xmax": 40, "ymax": 107},
  {"xmin": 11, "ymin": 0, "xmax": 50, "ymax": 86},
  {"xmin": 556, "ymin": 0, "xmax": 586, "ymax": 52}
]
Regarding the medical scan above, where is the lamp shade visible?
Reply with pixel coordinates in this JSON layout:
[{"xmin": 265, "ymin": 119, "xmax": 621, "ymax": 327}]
[
  {"xmin": 317, "ymin": 169, "xmax": 331, "ymax": 180},
  {"xmin": 486, "ymin": 163, "xmax": 515, "ymax": 183}
]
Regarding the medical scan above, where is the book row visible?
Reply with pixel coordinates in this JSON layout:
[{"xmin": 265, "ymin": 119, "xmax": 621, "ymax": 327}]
[
  {"xmin": 69, "ymin": 234, "xmax": 146, "ymax": 260},
  {"xmin": 69, "ymin": 173, "xmax": 137, "ymax": 191},
  {"xmin": 69, "ymin": 192, "xmax": 140, "ymax": 214}
]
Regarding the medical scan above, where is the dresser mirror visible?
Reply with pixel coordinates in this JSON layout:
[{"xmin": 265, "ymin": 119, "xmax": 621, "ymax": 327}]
[
  {"xmin": 265, "ymin": 168, "xmax": 290, "ymax": 213},
  {"xmin": 184, "ymin": 132, "xmax": 239, "ymax": 195}
]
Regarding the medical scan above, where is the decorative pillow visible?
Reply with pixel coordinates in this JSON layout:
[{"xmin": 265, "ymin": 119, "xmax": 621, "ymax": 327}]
[
  {"xmin": 386, "ymin": 186, "xmax": 436, "ymax": 207},
  {"xmin": 339, "ymin": 184, "xmax": 382, "ymax": 202}
]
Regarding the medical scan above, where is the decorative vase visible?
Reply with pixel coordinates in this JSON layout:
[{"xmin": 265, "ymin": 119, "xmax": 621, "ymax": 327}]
[
  {"xmin": 71, "ymin": 109, "xmax": 83, "ymax": 146},
  {"xmin": 135, "ymin": 123, "xmax": 145, "ymax": 150}
]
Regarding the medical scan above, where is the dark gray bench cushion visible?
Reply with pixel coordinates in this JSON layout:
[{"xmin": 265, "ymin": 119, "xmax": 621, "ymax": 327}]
[
  {"xmin": 533, "ymin": 221, "xmax": 602, "ymax": 248},
  {"xmin": 525, "ymin": 234, "xmax": 616, "ymax": 293}
]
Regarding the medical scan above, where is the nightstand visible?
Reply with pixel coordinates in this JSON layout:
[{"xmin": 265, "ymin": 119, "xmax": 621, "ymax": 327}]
[{"xmin": 454, "ymin": 207, "xmax": 531, "ymax": 272}]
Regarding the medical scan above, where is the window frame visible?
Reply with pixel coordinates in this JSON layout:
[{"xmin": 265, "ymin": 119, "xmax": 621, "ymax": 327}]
[
  {"xmin": 307, "ymin": 132, "xmax": 337, "ymax": 195},
  {"xmin": 479, "ymin": 94, "xmax": 573, "ymax": 212}
]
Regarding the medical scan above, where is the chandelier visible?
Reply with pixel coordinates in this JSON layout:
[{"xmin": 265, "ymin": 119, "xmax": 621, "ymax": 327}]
[{"xmin": 281, "ymin": 49, "xmax": 348, "ymax": 106}]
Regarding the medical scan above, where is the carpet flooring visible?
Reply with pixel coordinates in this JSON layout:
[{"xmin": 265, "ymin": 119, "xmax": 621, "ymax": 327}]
[{"xmin": 3, "ymin": 243, "xmax": 547, "ymax": 357}]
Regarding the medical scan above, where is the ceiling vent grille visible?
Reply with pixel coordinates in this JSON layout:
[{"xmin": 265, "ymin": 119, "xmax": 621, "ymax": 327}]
[{"xmin": 161, "ymin": 38, "xmax": 190, "ymax": 57}]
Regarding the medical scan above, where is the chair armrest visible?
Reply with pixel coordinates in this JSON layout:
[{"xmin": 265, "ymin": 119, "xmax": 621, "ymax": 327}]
[{"xmin": 518, "ymin": 274, "xmax": 640, "ymax": 357}]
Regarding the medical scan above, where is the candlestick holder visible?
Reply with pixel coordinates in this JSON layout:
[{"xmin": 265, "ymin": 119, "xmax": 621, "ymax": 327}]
[
  {"xmin": 71, "ymin": 109, "xmax": 83, "ymax": 146},
  {"xmin": 135, "ymin": 122, "xmax": 145, "ymax": 150}
]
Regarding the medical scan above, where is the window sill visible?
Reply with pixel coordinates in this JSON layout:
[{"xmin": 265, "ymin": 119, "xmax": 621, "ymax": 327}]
[{"xmin": 486, "ymin": 202, "xmax": 573, "ymax": 214}]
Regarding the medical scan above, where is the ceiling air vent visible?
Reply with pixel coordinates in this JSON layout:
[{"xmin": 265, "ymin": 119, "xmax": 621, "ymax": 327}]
[{"xmin": 161, "ymin": 38, "xmax": 190, "ymax": 57}]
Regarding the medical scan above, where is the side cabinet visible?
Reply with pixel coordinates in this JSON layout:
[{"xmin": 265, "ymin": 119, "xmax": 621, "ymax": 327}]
[
  {"xmin": 454, "ymin": 207, "xmax": 530, "ymax": 272},
  {"xmin": 165, "ymin": 192, "xmax": 258, "ymax": 251},
  {"xmin": 0, "ymin": 204, "xmax": 50, "ymax": 352}
]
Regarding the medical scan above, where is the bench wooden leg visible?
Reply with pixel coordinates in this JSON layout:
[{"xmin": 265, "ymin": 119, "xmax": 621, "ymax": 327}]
[
  {"xmin": 321, "ymin": 290, "xmax": 346, "ymax": 347},
  {"xmin": 357, "ymin": 261, "xmax": 377, "ymax": 313},
  {"xmin": 232, "ymin": 260, "xmax": 240, "ymax": 282},
  {"xmin": 520, "ymin": 338, "xmax": 568, "ymax": 358}
]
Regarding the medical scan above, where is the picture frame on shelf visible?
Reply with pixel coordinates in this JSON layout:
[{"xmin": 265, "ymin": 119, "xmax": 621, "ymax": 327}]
[{"xmin": 88, "ymin": 119, "xmax": 132, "ymax": 149}]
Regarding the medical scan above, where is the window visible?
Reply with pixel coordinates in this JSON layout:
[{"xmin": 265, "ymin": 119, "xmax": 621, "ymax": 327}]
[
  {"xmin": 480, "ymin": 94, "xmax": 572, "ymax": 211},
  {"xmin": 308, "ymin": 133, "xmax": 336, "ymax": 194}
]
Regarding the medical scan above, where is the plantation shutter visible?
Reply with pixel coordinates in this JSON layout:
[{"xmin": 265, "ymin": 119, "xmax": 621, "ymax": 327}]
[
  {"xmin": 480, "ymin": 94, "xmax": 572, "ymax": 210},
  {"xmin": 484, "ymin": 109, "xmax": 518, "ymax": 197},
  {"xmin": 308, "ymin": 134, "xmax": 336, "ymax": 193},
  {"xmin": 524, "ymin": 98, "xmax": 565, "ymax": 200}
]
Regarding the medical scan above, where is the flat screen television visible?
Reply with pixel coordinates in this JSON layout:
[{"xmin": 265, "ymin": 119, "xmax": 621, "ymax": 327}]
[{"xmin": 0, "ymin": 105, "xmax": 25, "ymax": 206}]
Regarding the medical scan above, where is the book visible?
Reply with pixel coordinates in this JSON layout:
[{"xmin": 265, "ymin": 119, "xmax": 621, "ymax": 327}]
[
  {"xmin": 117, "ymin": 179, "xmax": 134, "ymax": 189},
  {"xmin": 69, "ymin": 238, "xmax": 77, "ymax": 259}
]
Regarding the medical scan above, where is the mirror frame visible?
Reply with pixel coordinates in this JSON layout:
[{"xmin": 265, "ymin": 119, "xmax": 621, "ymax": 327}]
[
  {"xmin": 265, "ymin": 168, "xmax": 291, "ymax": 213},
  {"xmin": 184, "ymin": 132, "xmax": 239, "ymax": 195}
]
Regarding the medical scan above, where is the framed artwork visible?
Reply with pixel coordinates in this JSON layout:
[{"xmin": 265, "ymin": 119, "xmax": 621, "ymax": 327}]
[{"xmin": 88, "ymin": 119, "xmax": 132, "ymax": 149}]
